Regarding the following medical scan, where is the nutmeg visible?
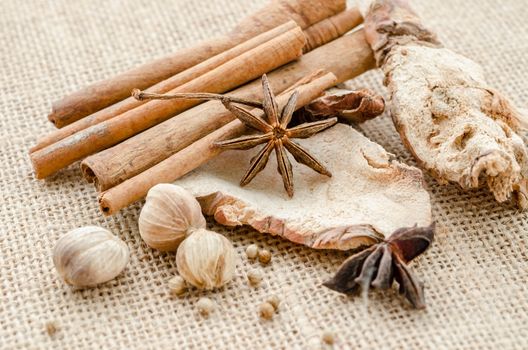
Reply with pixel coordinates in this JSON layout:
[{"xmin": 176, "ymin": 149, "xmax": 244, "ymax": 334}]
[
  {"xmin": 53, "ymin": 226, "xmax": 129, "ymax": 287},
  {"xmin": 176, "ymin": 228, "xmax": 236, "ymax": 290},
  {"xmin": 139, "ymin": 184, "xmax": 206, "ymax": 251}
]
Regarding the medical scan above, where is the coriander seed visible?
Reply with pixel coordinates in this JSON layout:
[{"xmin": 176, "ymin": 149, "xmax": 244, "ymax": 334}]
[
  {"xmin": 168, "ymin": 275, "xmax": 187, "ymax": 296},
  {"xmin": 322, "ymin": 330, "xmax": 335, "ymax": 345},
  {"xmin": 266, "ymin": 295, "xmax": 280, "ymax": 311},
  {"xmin": 247, "ymin": 269, "xmax": 263, "ymax": 287},
  {"xmin": 196, "ymin": 297, "xmax": 215, "ymax": 317},
  {"xmin": 245, "ymin": 244, "xmax": 258, "ymax": 260},
  {"xmin": 258, "ymin": 302, "xmax": 275, "ymax": 320},
  {"xmin": 45, "ymin": 322, "xmax": 58, "ymax": 336},
  {"xmin": 258, "ymin": 249, "xmax": 272, "ymax": 265}
]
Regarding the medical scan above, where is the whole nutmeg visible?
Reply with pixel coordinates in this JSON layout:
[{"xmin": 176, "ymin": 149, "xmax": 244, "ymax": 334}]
[
  {"xmin": 53, "ymin": 226, "xmax": 129, "ymax": 287},
  {"xmin": 139, "ymin": 184, "xmax": 206, "ymax": 251},
  {"xmin": 176, "ymin": 228, "xmax": 236, "ymax": 290}
]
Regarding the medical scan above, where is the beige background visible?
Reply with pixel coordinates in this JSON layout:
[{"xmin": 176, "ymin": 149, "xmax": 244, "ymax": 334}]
[{"xmin": 1, "ymin": 0, "xmax": 527, "ymax": 349}]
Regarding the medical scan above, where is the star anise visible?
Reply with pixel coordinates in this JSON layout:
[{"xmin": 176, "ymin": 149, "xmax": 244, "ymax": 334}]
[
  {"xmin": 213, "ymin": 75, "xmax": 337, "ymax": 197},
  {"xmin": 323, "ymin": 224, "xmax": 435, "ymax": 309}
]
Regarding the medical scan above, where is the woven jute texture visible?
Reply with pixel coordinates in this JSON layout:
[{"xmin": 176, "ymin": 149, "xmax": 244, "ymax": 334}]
[{"xmin": 1, "ymin": 0, "xmax": 527, "ymax": 349}]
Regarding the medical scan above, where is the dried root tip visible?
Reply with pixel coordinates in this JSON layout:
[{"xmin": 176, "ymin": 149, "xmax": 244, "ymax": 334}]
[
  {"xmin": 323, "ymin": 223, "xmax": 434, "ymax": 309},
  {"xmin": 360, "ymin": 0, "xmax": 442, "ymax": 65},
  {"xmin": 293, "ymin": 88, "xmax": 385, "ymax": 125}
]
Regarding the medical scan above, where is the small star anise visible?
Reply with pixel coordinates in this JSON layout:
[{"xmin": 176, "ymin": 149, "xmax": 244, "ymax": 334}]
[
  {"xmin": 214, "ymin": 75, "xmax": 337, "ymax": 197},
  {"xmin": 323, "ymin": 224, "xmax": 435, "ymax": 309}
]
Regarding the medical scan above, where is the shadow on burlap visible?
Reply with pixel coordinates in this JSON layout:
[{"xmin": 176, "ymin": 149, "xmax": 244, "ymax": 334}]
[{"xmin": 0, "ymin": 0, "xmax": 526, "ymax": 348}]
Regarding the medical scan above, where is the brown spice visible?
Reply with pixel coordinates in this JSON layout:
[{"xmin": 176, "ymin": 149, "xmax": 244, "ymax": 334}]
[
  {"xmin": 92, "ymin": 28, "xmax": 376, "ymax": 215},
  {"xmin": 245, "ymin": 244, "xmax": 259, "ymax": 260},
  {"xmin": 213, "ymin": 75, "xmax": 337, "ymax": 197},
  {"xmin": 258, "ymin": 302, "xmax": 275, "ymax": 320},
  {"xmin": 361, "ymin": 0, "xmax": 528, "ymax": 209},
  {"xmin": 324, "ymin": 224, "xmax": 435, "ymax": 309},
  {"xmin": 266, "ymin": 295, "xmax": 280, "ymax": 311},
  {"xmin": 293, "ymin": 88, "xmax": 385, "ymax": 125},
  {"xmin": 45, "ymin": 322, "xmax": 58, "ymax": 336},
  {"xmin": 46, "ymin": 0, "xmax": 346, "ymax": 128},
  {"xmin": 97, "ymin": 72, "xmax": 341, "ymax": 215},
  {"xmin": 168, "ymin": 275, "xmax": 187, "ymax": 296},
  {"xmin": 31, "ymin": 22, "xmax": 298, "ymax": 153},
  {"xmin": 322, "ymin": 330, "xmax": 335, "ymax": 345},
  {"xmin": 196, "ymin": 297, "xmax": 215, "ymax": 317},
  {"xmin": 247, "ymin": 269, "xmax": 263, "ymax": 287},
  {"xmin": 81, "ymin": 29, "xmax": 374, "ymax": 196},
  {"xmin": 258, "ymin": 249, "xmax": 272, "ymax": 265},
  {"xmin": 30, "ymin": 27, "xmax": 306, "ymax": 179}
]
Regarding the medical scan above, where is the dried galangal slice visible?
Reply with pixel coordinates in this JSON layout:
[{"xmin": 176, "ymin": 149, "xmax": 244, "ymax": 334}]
[{"xmin": 175, "ymin": 123, "xmax": 432, "ymax": 251}]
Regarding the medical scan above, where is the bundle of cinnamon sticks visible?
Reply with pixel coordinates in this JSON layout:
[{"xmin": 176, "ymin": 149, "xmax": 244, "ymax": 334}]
[{"xmin": 29, "ymin": 0, "xmax": 375, "ymax": 215}]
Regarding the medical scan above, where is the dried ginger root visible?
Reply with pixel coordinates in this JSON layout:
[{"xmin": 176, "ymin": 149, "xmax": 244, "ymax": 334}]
[{"xmin": 360, "ymin": 0, "xmax": 528, "ymax": 208}]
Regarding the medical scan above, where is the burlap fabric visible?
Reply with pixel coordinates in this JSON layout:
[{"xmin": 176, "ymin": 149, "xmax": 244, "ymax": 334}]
[{"xmin": 1, "ymin": 0, "xmax": 527, "ymax": 348}]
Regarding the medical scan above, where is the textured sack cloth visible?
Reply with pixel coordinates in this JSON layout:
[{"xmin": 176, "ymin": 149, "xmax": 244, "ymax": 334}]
[{"xmin": 1, "ymin": 0, "xmax": 527, "ymax": 349}]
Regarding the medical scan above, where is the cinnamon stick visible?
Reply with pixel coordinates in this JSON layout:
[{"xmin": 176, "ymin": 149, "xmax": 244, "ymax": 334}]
[
  {"xmin": 99, "ymin": 72, "xmax": 339, "ymax": 215},
  {"xmin": 31, "ymin": 27, "xmax": 307, "ymax": 179},
  {"xmin": 302, "ymin": 6, "xmax": 363, "ymax": 52},
  {"xmin": 48, "ymin": 0, "xmax": 346, "ymax": 128},
  {"xmin": 32, "ymin": 8, "xmax": 362, "ymax": 152},
  {"xmin": 82, "ymin": 30, "xmax": 374, "ymax": 191},
  {"xmin": 30, "ymin": 21, "xmax": 298, "ymax": 153}
]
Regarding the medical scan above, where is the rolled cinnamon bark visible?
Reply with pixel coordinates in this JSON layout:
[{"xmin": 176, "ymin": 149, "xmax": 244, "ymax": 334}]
[
  {"xmin": 48, "ymin": 0, "xmax": 346, "ymax": 128},
  {"xmin": 31, "ymin": 27, "xmax": 307, "ymax": 179},
  {"xmin": 32, "ymin": 8, "xmax": 362, "ymax": 152},
  {"xmin": 302, "ymin": 7, "xmax": 363, "ymax": 52},
  {"xmin": 99, "ymin": 72, "xmax": 339, "ymax": 215},
  {"xmin": 30, "ymin": 21, "xmax": 298, "ymax": 153},
  {"xmin": 82, "ymin": 30, "xmax": 374, "ymax": 191}
]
